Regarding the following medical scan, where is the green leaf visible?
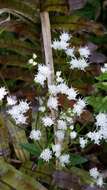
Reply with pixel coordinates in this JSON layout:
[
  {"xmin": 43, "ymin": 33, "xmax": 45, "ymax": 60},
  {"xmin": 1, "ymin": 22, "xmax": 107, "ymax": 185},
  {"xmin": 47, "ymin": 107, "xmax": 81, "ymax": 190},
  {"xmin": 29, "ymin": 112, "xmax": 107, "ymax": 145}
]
[
  {"xmin": 96, "ymin": 72, "xmax": 107, "ymax": 81},
  {"xmin": 0, "ymin": 159, "xmax": 47, "ymax": 190},
  {"xmin": 41, "ymin": 0, "xmax": 68, "ymax": 13},
  {"xmin": 86, "ymin": 96, "xmax": 107, "ymax": 112},
  {"xmin": 70, "ymin": 154, "xmax": 88, "ymax": 166},
  {"xmin": 20, "ymin": 143, "xmax": 41, "ymax": 156},
  {"xmin": 95, "ymin": 82, "xmax": 107, "ymax": 91},
  {"xmin": 70, "ymin": 167, "xmax": 95, "ymax": 185},
  {"xmin": 0, "ymin": 0, "xmax": 39, "ymax": 23},
  {"xmin": 75, "ymin": 0, "xmax": 101, "ymax": 20}
]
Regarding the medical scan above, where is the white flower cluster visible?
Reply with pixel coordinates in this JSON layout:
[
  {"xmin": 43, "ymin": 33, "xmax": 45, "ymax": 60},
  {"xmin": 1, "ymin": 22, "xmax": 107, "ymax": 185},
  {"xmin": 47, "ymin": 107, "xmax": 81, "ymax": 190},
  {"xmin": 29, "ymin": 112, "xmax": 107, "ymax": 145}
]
[
  {"xmin": 30, "ymin": 129, "xmax": 41, "ymax": 141},
  {"xmin": 57, "ymin": 119, "xmax": 67, "ymax": 130},
  {"xmin": 42, "ymin": 116, "xmax": 54, "ymax": 127},
  {"xmin": 87, "ymin": 113, "xmax": 107, "ymax": 144},
  {"xmin": 0, "ymin": 87, "xmax": 8, "ymax": 101},
  {"xmin": 28, "ymin": 53, "xmax": 37, "ymax": 66},
  {"xmin": 59, "ymin": 154, "xmax": 70, "ymax": 167},
  {"xmin": 40, "ymin": 148, "xmax": 52, "ymax": 162},
  {"xmin": 34, "ymin": 64, "xmax": 51, "ymax": 86},
  {"xmin": 47, "ymin": 96, "xmax": 58, "ymax": 110},
  {"xmin": 73, "ymin": 98, "xmax": 86, "ymax": 116},
  {"xmin": 52, "ymin": 32, "xmax": 90, "ymax": 70},
  {"xmin": 52, "ymin": 144, "xmax": 61, "ymax": 158},
  {"xmin": 89, "ymin": 167, "xmax": 104, "ymax": 187},
  {"xmin": 51, "ymin": 32, "xmax": 70, "ymax": 50},
  {"xmin": 70, "ymin": 57, "xmax": 89, "ymax": 70},
  {"xmin": 7, "ymin": 100, "xmax": 30, "ymax": 124},
  {"xmin": 7, "ymin": 96, "xmax": 17, "ymax": 106},
  {"xmin": 39, "ymin": 144, "xmax": 70, "ymax": 166},
  {"xmin": 79, "ymin": 137, "xmax": 88, "ymax": 149}
]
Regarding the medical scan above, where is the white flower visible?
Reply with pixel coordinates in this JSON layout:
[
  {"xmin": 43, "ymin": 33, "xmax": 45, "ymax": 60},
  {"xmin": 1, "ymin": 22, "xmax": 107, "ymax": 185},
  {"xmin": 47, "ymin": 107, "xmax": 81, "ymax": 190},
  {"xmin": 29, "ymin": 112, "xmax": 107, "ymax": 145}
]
[
  {"xmin": 66, "ymin": 117, "xmax": 73, "ymax": 123},
  {"xmin": 28, "ymin": 59, "xmax": 37, "ymax": 66},
  {"xmin": 60, "ymin": 32, "xmax": 70, "ymax": 42},
  {"xmin": 101, "ymin": 67, "xmax": 106, "ymax": 73},
  {"xmin": 52, "ymin": 40, "xmax": 68, "ymax": 50},
  {"xmin": 87, "ymin": 131, "xmax": 102, "ymax": 145},
  {"xmin": 16, "ymin": 114, "xmax": 27, "ymax": 124},
  {"xmin": 79, "ymin": 137, "xmax": 87, "ymax": 148},
  {"xmin": 32, "ymin": 61, "xmax": 37, "ymax": 66},
  {"xmin": 39, "ymin": 106, "xmax": 46, "ymax": 112},
  {"xmin": 100, "ymin": 127, "xmax": 107, "ymax": 141},
  {"xmin": 34, "ymin": 73, "xmax": 46, "ymax": 86},
  {"xmin": 47, "ymin": 96, "xmax": 58, "ymax": 110},
  {"xmin": 7, "ymin": 100, "xmax": 29, "ymax": 125},
  {"xmin": 67, "ymin": 88, "xmax": 77, "ymax": 100},
  {"xmin": 89, "ymin": 167, "xmax": 104, "ymax": 187},
  {"xmin": 55, "ymin": 130, "xmax": 65, "ymax": 141},
  {"xmin": 59, "ymin": 154, "xmax": 70, "ymax": 166},
  {"xmin": 34, "ymin": 64, "xmax": 51, "ymax": 86},
  {"xmin": 96, "ymin": 176, "xmax": 104, "ymax": 187},
  {"xmin": 42, "ymin": 116, "xmax": 54, "ymax": 127},
  {"xmin": 57, "ymin": 83, "xmax": 68, "ymax": 94},
  {"xmin": 0, "ymin": 87, "xmax": 8, "ymax": 101},
  {"xmin": 28, "ymin": 58, "xmax": 34, "ymax": 64},
  {"xmin": 73, "ymin": 98, "xmax": 86, "ymax": 116},
  {"xmin": 56, "ymin": 76, "xmax": 64, "ymax": 83},
  {"xmin": 49, "ymin": 85, "xmax": 58, "ymax": 95},
  {"xmin": 40, "ymin": 148, "xmax": 52, "ymax": 162},
  {"xmin": 95, "ymin": 113, "xmax": 107, "ymax": 128},
  {"xmin": 33, "ymin": 53, "xmax": 37, "ymax": 59},
  {"xmin": 7, "ymin": 96, "xmax": 17, "ymax": 105},
  {"xmin": 18, "ymin": 100, "xmax": 30, "ymax": 113},
  {"xmin": 70, "ymin": 125, "xmax": 74, "ymax": 130},
  {"xmin": 30, "ymin": 129, "xmax": 41, "ymax": 141},
  {"xmin": 70, "ymin": 131, "xmax": 77, "ymax": 139},
  {"xmin": 56, "ymin": 71, "xmax": 64, "ymax": 83},
  {"xmin": 101, "ymin": 63, "xmax": 107, "ymax": 73},
  {"xmin": 56, "ymin": 71, "xmax": 61, "ymax": 77},
  {"xmin": 70, "ymin": 58, "xmax": 89, "ymax": 70},
  {"xmin": 89, "ymin": 168, "xmax": 100, "ymax": 179},
  {"xmin": 57, "ymin": 120, "xmax": 67, "ymax": 130},
  {"xmin": 66, "ymin": 48, "xmax": 74, "ymax": 57},
  {"xmin": 79, "ymin": 47, "xmax": 90, "ymax": 58},
  {"xmin": 52, "ymin": 144, "xmax": 61, "ymax": 158},
  {"xmin": 38, "ymin": 65, "xmax": 51, "ymax": 77}
]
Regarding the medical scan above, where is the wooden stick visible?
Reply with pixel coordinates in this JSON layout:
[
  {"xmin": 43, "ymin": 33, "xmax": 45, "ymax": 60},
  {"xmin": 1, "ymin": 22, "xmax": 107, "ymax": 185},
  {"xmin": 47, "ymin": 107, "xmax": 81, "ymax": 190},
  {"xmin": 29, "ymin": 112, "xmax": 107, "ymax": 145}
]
[
  {"xmin": 40, "ymin": 11, "xmax": 54, "ymax": 85},
  {"xmin": 40, "ymin": 12, "xmax": 60, "ymax": 168}
]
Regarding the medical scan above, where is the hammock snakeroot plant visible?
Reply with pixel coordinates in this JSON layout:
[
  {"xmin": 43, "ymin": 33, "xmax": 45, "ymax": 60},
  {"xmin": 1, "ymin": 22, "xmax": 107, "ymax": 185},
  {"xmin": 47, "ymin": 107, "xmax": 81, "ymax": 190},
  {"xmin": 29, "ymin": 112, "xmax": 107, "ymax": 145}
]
[{"xmin": 0, "ymin": 32, "xmax": 107, "ymax": 188}]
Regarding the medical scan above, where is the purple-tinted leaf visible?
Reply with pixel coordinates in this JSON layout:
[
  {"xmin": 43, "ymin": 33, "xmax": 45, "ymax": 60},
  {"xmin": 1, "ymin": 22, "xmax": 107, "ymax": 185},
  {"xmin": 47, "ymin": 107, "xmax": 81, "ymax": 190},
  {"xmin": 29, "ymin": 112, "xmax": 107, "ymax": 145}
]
[
  {"xmin": 68, "ymin": 0, "xmax": 87, "ymax": 10},
  {"xmin": 89, "ymin": 52, "xmax": 107, "ymax": 64},
  {"xmin": 82, "ymin": 185, "xmax": 105, "ymax": 190},
  {"xmin": 53, "ymin": 171, "xmax": 82, "ymax": 190},
  {"xmin": 86, "ymin": 42, "xmax": 98, "ymax": 52}
]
